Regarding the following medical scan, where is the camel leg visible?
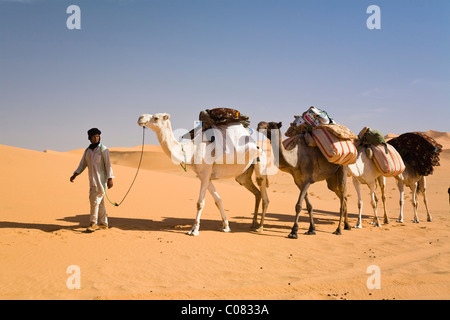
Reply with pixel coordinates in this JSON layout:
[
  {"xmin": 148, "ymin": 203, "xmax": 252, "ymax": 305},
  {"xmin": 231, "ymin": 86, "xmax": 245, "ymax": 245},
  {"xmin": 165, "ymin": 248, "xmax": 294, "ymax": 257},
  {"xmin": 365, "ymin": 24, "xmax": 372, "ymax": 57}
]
[
  {"xmin": 208, "ymin": 182, "xmax": 231, "ymax": 232},
  {"xmin": 189, "ymin": 172, "xmax": 211, "ymax": 236},
  {"xmin": 369, "ymin": 186, "xmax": 381, "ymax": 228},
  {"xmin": 254, "ymin": 162, "xmax": 269, "ymax": 233},
  {"xmin": 329, "ymin": 166, "xmax": 350, "ymax": 235},
  {"xmin": 288, "ymin": 181, "xmax": 311, "ymax": 239},
  {"xmin": 304, "ymin": 193, "xmax": 314, "ymax": 234},
  {"xmin": 368, "ymin": 181, "xmax": 381, "ymax": 228},
  {"xmin": 235, "ymin": 166, "xmax": 261, "ymax": 230},
  {"xmin": 396, "ymin": 180, "xmax": 405, "ymax": 223},
  {"xmin": 352, "ymin": 177, "xmax": 363, "ymax": 229},
  {"xmin": 411, "ymin": 182, "xmax": 420, "ymax": 223},
  {"xmin": 418, "ymin": 176, "xmax": 432, "ymax": 222},
  {"xmin": 377, "ymin": 176, "xmax": 389, "ymax": 224}
]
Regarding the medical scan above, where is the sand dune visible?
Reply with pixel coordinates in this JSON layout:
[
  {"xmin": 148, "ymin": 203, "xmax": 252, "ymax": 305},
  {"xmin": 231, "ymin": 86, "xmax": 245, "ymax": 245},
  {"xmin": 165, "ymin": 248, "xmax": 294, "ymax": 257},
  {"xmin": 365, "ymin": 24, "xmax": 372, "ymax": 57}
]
[{"xmin": 0, "ymin": 131, "xmax": 449, "ymax": 300}]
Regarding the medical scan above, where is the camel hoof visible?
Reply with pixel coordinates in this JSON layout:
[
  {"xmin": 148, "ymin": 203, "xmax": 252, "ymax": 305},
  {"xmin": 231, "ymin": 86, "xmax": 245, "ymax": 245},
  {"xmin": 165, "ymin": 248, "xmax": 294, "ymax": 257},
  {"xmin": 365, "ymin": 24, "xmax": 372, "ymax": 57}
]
[
  {"xmin": 396, "ymin": 219, "xmax": 403, "ymax": 223},
  {"xmin": 221, "ymin": 226, "xmax": 231, "ymax": 233},
  {"xmin": 288, "ymin": 233, "xmax": 298, "ymax": 239},
  {"xmin": 304, "ymin": 230, "xmax": 316, "ymax": 235},
  {"xmin": 370, "ymin": 221, "xmax": 382, "ymax": 228},
  {"xmin": 255, "ymin": 226, "xmax": 264, "ymax": 233},
  {"xmin": 427, "ymin": 217, "xmax": 432, "ymax": 222},
  {"xmin": 332, "ymin": 229, "xmax": 342, "ymax": 235},
  {"xmin": 412, "ymin": 219, "xmax": 420, "ymax": 223},
  {"xmin": 188, "ymin": 228, "xmax": 199, "ymax": 236},
  {"xmin": 353, "ymin": 224, "xmax": 362, "ymax": 229}
]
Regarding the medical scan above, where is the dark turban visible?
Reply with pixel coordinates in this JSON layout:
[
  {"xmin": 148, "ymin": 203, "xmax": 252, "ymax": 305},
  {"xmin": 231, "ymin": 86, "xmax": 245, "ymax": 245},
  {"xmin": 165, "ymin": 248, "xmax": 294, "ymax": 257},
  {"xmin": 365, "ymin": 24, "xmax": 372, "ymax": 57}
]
[{"xmin": 87, "ymin": 128, "xmax": 101, "ymax": 140}]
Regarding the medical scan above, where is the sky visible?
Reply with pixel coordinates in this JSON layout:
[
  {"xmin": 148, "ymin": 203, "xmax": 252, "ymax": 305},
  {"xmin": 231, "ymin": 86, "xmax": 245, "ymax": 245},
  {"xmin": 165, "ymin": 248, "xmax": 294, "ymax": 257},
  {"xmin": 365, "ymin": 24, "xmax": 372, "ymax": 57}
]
[{"xmin": 0, "ymin": 0, "xmax": 449, "ymax": 152}]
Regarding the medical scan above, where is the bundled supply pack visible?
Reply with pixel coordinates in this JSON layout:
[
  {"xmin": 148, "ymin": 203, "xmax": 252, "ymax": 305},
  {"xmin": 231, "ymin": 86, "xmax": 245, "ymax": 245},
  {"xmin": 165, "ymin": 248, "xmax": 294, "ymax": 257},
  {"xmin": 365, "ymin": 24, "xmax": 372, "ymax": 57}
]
[
  {"xmin": 312, "ymin": 127, "xmax": 357, "ymax": 165},
  {"xmin": 387, "ymin": 132, "xmax": 442, "ymax": 176},
  {"xmin": 285, "ymin": 106, "xmax": 358, "ymax": 165},
  {"xmin": 357, "ymin": 127, "xmax": 405, "ymax": 177}
]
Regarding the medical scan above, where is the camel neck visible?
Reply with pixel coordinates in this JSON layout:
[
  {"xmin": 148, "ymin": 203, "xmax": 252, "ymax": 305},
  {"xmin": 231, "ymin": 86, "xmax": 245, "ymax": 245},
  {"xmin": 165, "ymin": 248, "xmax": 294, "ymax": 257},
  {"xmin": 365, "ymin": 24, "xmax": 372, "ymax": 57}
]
[
  {"xmin": 154, "ymin": 122, "xmax": 186, "ymax": 165},
  {"xmin": 270, "ymin": 130, "xmax": 298, "ymax": 169}
]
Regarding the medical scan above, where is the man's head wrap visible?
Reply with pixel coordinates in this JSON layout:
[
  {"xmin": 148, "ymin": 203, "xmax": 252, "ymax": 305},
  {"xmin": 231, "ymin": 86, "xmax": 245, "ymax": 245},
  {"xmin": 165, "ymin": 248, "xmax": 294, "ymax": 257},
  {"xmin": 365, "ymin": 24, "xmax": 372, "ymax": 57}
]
[{"xmin": 87, "ymin": 128, "xmax": 101, "ymax": 140}]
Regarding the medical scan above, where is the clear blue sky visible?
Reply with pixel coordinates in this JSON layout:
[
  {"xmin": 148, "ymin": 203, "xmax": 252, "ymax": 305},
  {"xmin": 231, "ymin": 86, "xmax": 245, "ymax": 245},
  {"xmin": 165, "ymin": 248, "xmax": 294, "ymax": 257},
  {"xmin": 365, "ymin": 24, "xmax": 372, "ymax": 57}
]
[{"xmin": 1, "ymin": 0, "xmax": 449, "ymax": 151}]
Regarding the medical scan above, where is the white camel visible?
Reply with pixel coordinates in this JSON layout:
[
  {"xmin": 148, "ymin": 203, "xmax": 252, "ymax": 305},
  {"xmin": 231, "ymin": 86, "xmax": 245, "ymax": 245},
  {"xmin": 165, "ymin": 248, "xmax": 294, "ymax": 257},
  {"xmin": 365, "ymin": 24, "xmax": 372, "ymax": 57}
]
[
  {"xmin": 138, "ymin": 113, "xmax": 269, "ymax": 236},
  {"xmin": 347, "ymin": 147, "xmax": 388, "ymax": 228}
]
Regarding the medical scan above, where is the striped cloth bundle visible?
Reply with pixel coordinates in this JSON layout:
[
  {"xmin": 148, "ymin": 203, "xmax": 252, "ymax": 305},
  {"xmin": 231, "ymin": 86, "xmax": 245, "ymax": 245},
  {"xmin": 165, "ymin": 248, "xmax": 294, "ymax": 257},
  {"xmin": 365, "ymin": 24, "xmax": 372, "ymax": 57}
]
[
  {"xmin": 312, "ymin": 128, "xmax": 357, "ymax": 165},
  {"xmin": 369, "ymin": 143, "xmax": 405, "ymax": 177}
]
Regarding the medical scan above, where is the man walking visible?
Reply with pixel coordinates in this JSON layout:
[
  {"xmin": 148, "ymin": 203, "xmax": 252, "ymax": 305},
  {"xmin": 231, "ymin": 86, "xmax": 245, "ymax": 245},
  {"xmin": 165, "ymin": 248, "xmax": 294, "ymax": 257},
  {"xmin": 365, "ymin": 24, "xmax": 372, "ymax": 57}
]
[{"xmin": 70, "ymin": 128, "xmax": 114, "ymax": 232}]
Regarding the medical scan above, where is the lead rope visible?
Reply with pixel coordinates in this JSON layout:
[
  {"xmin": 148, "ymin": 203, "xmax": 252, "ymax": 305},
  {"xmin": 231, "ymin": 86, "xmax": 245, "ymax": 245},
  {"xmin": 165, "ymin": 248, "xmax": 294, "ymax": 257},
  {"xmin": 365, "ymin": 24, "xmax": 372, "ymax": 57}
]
[
  {"xmin": 180, "ymin": 144, "xmax": 187, "ymax": 172},
  {"xmin": 102, "ymin": 127, "xmax": 146, "ymax": 207}
]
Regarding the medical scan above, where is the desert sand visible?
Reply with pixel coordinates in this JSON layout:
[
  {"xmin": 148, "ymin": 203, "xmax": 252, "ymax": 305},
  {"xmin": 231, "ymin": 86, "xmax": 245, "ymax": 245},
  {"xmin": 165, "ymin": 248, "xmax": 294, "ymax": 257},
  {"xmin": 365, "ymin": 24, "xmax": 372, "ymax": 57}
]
[{"xmin": 1, "ymin": 130, "xmax": 449, "ymax": 300}]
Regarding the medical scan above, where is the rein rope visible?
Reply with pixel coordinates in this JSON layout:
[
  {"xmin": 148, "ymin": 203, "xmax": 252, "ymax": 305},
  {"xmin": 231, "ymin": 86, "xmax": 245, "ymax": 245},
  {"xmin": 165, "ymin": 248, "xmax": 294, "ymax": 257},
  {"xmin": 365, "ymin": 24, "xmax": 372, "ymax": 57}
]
[{"xmin": 103, "ymin": 127, "xmax": 146, "ymax": 207}]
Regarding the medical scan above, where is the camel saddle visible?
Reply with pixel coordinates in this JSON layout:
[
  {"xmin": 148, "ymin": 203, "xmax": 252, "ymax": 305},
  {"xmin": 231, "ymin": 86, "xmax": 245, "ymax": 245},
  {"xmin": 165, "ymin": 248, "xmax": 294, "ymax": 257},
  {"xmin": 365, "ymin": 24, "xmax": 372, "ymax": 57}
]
[
  {"xmin": 186, "ymin": 108, "xmax": 250, "ymax": 140},
  {"xmin": 200, "ymin": 108, "xmax": 249, "ymax": 127}
]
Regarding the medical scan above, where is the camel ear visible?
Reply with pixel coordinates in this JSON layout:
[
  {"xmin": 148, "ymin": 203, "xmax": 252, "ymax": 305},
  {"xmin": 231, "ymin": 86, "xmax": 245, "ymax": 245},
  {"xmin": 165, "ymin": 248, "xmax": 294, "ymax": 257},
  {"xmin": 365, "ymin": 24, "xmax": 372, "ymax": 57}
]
[
  {"xmin": 163, "ymin": 114, "xmax": 170, "ymax": 120},
  {"xmin": 277, "ymin": 122, "xmax": 282, "ymax": 129}
]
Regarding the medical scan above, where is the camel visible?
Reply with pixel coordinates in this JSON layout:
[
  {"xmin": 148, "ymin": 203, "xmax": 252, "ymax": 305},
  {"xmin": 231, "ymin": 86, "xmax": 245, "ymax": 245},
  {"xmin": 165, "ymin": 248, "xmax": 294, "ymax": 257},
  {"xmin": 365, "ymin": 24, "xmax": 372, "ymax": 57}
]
[
  {"xmin": 347, "ymin": 147, "xmax": 388, "ymax": 228},
  {"xmin": 387, "ymin": 132, "xmax": 441, "ymax": 224},
  {"xmin": 394, "ymin": 168, "xmax": 431, "ymax": 223},
  {"xmin": 138, "ymin": 113, "xmax": 269, "ymax": 236},
  {"xmin": 257, "ymin": 121, "xmax": 350, "ymax": 238}
]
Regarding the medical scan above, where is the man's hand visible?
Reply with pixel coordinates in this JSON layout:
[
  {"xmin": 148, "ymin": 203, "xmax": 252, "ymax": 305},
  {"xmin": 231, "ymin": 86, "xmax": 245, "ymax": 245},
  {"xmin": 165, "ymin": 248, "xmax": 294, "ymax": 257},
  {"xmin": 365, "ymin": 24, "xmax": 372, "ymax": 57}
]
[
  {"xmin": 70, "ymin": 173, "xmax": 78, "ymax": 182},
  {"xmin": 107, "ymin": 178, "xmax": 114, "ymax": 189}
]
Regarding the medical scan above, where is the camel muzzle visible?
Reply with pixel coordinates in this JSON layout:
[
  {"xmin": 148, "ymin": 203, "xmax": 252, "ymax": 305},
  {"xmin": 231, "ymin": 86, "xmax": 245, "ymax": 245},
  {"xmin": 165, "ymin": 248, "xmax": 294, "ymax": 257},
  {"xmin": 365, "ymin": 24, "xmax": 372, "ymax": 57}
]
[{"xmin": 137, "ymin": 115, "xmax": 152, "ymax": 127}]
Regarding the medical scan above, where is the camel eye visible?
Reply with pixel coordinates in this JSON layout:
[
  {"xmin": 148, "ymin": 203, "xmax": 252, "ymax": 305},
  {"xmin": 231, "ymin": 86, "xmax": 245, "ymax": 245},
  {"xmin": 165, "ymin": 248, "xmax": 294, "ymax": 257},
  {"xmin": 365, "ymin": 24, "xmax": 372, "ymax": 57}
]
[{"xmin": 153, "ymin": 117, "xmax": 159, "ymax": 121}]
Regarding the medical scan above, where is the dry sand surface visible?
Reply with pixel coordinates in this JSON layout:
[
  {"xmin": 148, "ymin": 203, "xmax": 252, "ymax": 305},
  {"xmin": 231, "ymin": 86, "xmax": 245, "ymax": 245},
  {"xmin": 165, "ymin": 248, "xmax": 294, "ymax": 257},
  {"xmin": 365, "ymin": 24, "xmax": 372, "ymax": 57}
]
[{"xmin": 1, "ymin": 130, "xmax": 449, "ymax": 300}]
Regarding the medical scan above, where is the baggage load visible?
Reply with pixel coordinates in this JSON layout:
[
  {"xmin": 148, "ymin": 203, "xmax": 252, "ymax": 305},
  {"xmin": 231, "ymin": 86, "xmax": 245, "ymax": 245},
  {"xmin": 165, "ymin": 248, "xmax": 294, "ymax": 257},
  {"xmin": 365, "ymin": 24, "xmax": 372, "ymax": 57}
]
[
  {"xmin": 320, "ymin": 123, "xmax": 358, "ymax": 140},
  {"xmin": 358, "ymin": 127, "xmax": 386, "ymax": 146},
  {"xmin": 282, "ymin": 135, "xmax": 303, "ymax": 151},
  {"xmin": 387, "ymin": 132, "xmax": 442, "ymax": 176},
  {"xmin": 186, "ymin": 108, "xmax": 250, "ymax": 140},
  {"xmin": 199, "ymin": 108, "xmax": 250, "ymax": 128},
  {"xmin": 312, "ymin": 128, "xmax": 357, "ymax": 165},
  {"xmin": 370, "ymin": 143, "xmax": 405, "ymax": 177},
  {"xmin": 285, "ymin": 106, "xmax": 335, "ymax": 137},
  {"xmin": 303, "ymin": 106, "xmax": 334, "ymax": 127},
  {"xmin": 284, "ymin": 106, "xmax": 357, "ymax": 165}
]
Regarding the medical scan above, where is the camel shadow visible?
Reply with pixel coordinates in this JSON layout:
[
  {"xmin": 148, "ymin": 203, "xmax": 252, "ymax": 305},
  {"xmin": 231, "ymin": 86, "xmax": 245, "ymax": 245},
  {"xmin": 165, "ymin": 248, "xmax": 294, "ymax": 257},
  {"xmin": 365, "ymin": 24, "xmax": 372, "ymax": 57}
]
[
  {"xmin": 236, "ymin": 208, "xmax": 365, "ymax": 225},
  {"xmin": 234, "ymin": 209, "xmax": 368, "ymax": 235},
  {"xmin": 0, "ymin": 214, "xmax": 261, "ymax": 234},
  {"xmin": 0, "ymin": 209, "xmax": 365, "ymax": 235}
]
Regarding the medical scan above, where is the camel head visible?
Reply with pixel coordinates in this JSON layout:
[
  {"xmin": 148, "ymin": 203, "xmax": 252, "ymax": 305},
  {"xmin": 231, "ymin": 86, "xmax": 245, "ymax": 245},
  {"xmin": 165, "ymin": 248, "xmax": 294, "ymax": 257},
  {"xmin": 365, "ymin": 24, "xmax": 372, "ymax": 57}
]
[
  {"xmin": 257, "ymin": 121, "xmax": 282, "ymax": 140},
  {"xmin": 138, "ymin": 113, "xmax": 171, "ymax": 131}
]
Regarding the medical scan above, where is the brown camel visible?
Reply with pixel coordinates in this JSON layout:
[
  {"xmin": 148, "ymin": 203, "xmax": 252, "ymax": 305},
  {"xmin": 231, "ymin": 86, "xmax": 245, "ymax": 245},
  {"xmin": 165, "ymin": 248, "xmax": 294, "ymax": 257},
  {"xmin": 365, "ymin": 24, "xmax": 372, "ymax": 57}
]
[{"xmin": 257, "ymin": 121, "xmax": 350, "ymax": 238}]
